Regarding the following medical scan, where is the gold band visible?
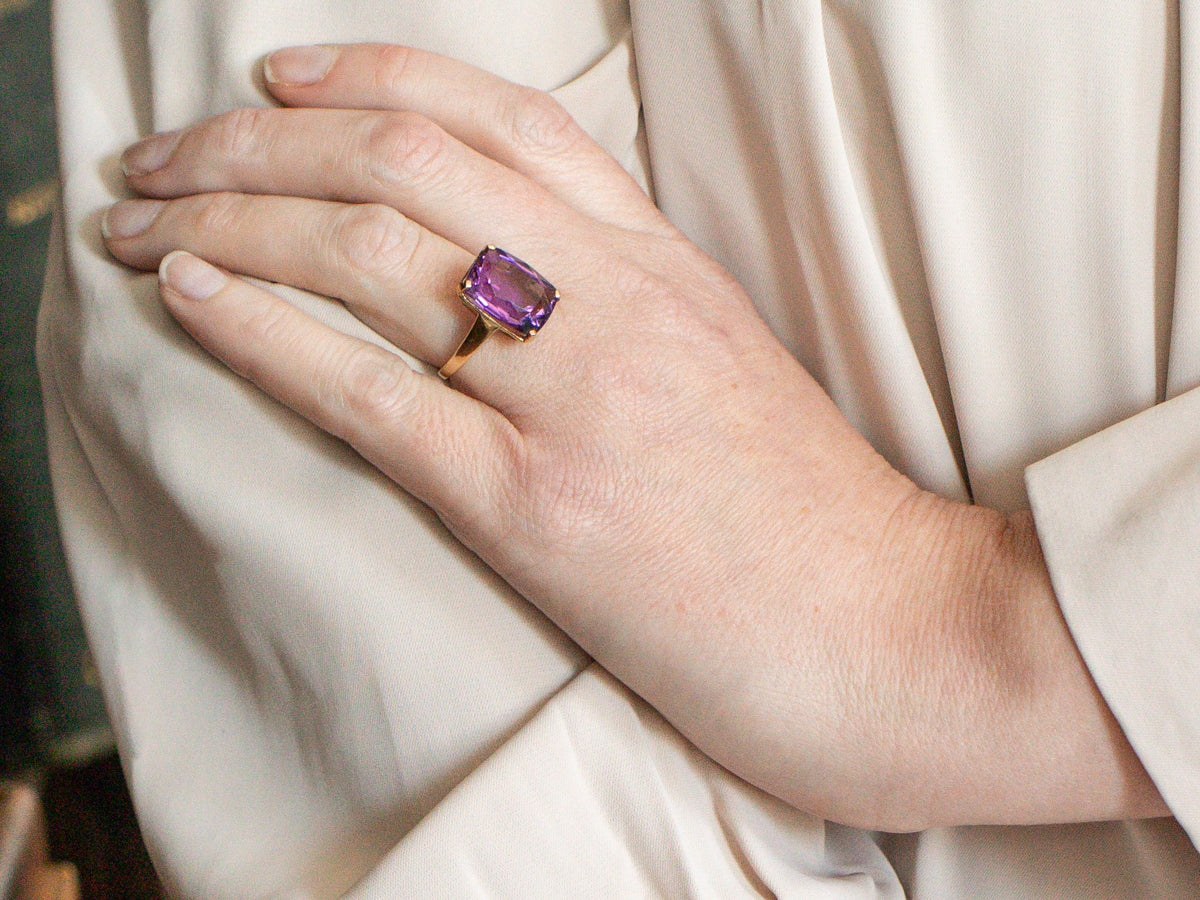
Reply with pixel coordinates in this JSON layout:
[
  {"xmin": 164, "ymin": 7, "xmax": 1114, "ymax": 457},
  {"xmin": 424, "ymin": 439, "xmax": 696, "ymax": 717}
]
[{"xmin": 438, "ymin": 314, "xmax": 498, "ymax": 379}]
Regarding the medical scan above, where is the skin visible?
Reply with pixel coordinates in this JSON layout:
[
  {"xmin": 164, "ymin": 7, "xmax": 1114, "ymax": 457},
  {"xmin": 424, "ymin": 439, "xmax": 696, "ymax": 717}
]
[{"xmin": 101, "ymin": 43, "xmax": 1167, "ymax": 831}]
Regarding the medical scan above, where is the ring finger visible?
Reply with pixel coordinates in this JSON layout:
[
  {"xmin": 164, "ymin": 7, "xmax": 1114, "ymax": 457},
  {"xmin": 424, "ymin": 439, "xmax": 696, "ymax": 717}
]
[{"xmin": 104, "ymin": 191, "xmax": 480, "ymax": 369}]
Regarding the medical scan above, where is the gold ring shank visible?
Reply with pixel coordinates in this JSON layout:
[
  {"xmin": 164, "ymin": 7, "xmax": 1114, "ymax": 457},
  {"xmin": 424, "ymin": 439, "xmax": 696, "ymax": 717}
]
[{"xmin": 439, "ymin": 314, "xmax": 498, "ymax": 379}]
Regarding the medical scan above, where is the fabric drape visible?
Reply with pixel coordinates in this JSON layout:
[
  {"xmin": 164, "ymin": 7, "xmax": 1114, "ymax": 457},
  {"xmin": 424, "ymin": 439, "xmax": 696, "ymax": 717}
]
[{"xmin": 40, "ymin": 0, "xmax": 1200, "ymax": 895}]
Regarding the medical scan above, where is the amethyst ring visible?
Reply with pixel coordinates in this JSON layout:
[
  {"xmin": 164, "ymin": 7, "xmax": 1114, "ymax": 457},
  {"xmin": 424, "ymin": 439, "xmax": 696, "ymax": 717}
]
[{"xmin": 438, "ymin": 247, "xmax": 560, "ymax": 379}]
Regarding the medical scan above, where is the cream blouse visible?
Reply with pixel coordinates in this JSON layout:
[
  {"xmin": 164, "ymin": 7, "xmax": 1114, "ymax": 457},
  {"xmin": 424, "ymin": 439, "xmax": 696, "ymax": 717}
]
[{"xmin": 41, "ymin": 0, "xmax": 1200, "ymax": 895}]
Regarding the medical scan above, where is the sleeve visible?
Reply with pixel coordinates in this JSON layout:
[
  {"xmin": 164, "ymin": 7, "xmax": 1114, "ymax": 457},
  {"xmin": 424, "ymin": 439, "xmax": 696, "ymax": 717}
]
[
  {"xmin": 1026, "ymin": 389, "xmax": 1200, "ymax": 847},
  {"xmin": 1024, "ymin": 4, "xmax": 1200, "ymax": 850}
]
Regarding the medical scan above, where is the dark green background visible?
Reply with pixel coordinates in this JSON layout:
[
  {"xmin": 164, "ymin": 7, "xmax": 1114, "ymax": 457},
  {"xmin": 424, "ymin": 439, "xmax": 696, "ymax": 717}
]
[{"xmin": 2, "ymin": 0, "xmax": 109, "ymax": 771}]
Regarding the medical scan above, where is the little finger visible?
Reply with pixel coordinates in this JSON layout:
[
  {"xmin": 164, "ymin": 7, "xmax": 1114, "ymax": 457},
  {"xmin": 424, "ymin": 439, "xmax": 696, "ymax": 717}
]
[{"xmin": 157, "ymin": 250, "xmax": 519, "ymax": 542}]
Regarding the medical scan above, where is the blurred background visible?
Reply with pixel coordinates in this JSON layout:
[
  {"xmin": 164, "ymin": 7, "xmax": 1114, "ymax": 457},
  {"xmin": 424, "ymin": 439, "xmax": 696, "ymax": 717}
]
[{"xmin": 2, "ymin": 0, "xmax": 163, "ymax": 895}]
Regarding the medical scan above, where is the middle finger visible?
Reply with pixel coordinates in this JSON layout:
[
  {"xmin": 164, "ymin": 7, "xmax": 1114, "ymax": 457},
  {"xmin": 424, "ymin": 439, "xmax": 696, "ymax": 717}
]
[{"xmin": 122, "ymin": 108, "xmax": 584, "ymax": 269}]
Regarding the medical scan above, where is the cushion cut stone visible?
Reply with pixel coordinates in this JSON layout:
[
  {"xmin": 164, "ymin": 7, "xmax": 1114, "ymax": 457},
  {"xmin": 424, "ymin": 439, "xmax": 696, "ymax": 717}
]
[{"xmin": 461, "ymin": 247, "xmax": 558, "ymax": 340}]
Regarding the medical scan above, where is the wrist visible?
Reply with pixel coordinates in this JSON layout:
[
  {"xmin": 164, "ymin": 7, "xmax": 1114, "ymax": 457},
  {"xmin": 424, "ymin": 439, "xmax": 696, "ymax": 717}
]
[
  {"xmin": 849, "ymin": 491, "xmax": 1006, "ymax": 829},
  {"xmin": 880, "ymin": 502, "xmax": 1168, "ymax": 829}
]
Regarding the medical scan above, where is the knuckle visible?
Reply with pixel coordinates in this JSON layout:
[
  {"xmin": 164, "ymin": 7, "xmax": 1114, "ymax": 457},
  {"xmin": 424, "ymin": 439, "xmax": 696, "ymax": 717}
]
[
  {"xmin": 434, "ymin": 423, "xmax": 523, "ymax": 554},
  {"xmin": 370, "ymin": 44, "xmax": 428, "ymax": 97},
  {"xmin": 208, "ymin": 107, "xmax": 274, "ymax": 160},
  {"xmin": 609, "ymin": 265, "xmax": 696, "ymax": 341},
  {"xmin": 366, "ymin": 112, "xmax": 448, "ymax": 184},
  {"xmin": 520, "ymin": 448, "xmax": 624, "ymax": 549},
  {"xmin": 504, "ymin": 86, "xmax": 583, "ymax": 156},
  {"xmin": 335, "ymin": 345, "xmax": 418, "ymax": 426},
  {"xmin": 233, "ymin": 302, "xmax": 296, "ymax": 380},
  {"xmin": 332, "ymin": 203, "xmax": 420, "ymax": 284},
  {"xmin": 189, "ymin": 191, "xmax": 245, "ymax": 235},
  {"xmin": 581, "ymin": 260, "xmax": 743, "ymax": 396},
  {"xmin": 619, "ymin": 250, "xmax": 743, "ymax": 348}
]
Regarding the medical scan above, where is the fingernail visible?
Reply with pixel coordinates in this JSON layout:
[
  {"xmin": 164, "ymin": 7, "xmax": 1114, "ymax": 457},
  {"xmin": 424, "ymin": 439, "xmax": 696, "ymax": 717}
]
[
  {"xmin": 160, "ymin": 251, "xmax": 227, "ymax": 301},
  {"xmin": 264, "ymin": 45, "xmax": 338, "ymax": 85},
  {"xmin": 101, "ymin": 199, "xmax": 165, "ymax": 239},
  {"xmin": 122, "ymin": 130, "xmax": 182, "ymax": 176}
]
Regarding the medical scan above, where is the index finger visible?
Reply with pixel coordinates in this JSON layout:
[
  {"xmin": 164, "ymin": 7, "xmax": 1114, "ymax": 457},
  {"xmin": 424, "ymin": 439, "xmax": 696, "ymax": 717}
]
[{"xmin": 262, "ymin": 43, "xmax": 669, "ymax": 236}]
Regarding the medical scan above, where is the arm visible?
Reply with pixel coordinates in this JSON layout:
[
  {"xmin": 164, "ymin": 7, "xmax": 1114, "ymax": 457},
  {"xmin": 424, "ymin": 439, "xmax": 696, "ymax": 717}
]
[{"xmin": 102, "ymin": 43, "xmax": 1167, "ymax": 832}]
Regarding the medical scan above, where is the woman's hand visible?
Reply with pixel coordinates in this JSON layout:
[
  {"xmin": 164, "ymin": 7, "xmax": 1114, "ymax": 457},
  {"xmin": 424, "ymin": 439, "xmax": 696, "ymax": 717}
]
[{"xmin": 101, "ymin": 43, "xmax": 1165, "ymax": 830}]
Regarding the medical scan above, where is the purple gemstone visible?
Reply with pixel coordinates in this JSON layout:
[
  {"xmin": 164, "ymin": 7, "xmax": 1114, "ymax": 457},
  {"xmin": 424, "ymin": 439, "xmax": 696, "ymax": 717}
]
[{"xmin": 461, "ymin": 247, "xmax": 558, "ymax": 340}]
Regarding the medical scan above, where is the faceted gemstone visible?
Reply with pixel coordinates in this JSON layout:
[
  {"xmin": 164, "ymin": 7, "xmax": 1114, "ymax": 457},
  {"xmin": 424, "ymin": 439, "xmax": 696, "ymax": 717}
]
[{"xmin": 461, "ymin": 247, "xmax": 558, "ymax": 340}]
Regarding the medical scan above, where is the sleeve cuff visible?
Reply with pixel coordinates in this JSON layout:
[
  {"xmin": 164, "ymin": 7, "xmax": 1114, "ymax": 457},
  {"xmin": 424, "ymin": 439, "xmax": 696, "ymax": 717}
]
[{"xmin": 1026, "ymin": 388, "xmax": 1200, "ymax": 845}]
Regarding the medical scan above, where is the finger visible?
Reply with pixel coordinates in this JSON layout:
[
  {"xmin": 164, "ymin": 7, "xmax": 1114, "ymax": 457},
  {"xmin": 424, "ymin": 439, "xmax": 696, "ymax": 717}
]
[
  {"xmin": 156, "ymin": 249, "xmax": 518, "ymax": 541},
  {"xmin": 122, "ymin": 106, "xmax": 585, "ymax": 263},
  {"xmin": 103, "ymin": 193, "xmax": 476, "ymax": 367},
  {"xmin": 103, "ymin": 193, "xmax": 570, "ymax": 404},
  {"xmin": 262, "ymin": 43, "xmax": 666, "ymax": 236}
]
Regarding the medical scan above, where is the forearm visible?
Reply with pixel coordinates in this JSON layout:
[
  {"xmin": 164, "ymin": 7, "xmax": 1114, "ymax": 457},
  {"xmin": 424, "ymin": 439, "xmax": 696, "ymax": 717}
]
[
  {"xmin": 697, "ymin": 496, "xmax": 1167, "ymax": 832},
  {"xmin": 588, "ymin": 432, "xmax": 1168, "ymax": 831}
]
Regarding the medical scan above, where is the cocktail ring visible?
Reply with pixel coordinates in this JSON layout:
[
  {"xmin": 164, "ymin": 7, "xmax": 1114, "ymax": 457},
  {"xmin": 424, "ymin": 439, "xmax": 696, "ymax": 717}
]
[{"xmin": 438, "ymin": 246, "xmax": 559, "ymax": 379}]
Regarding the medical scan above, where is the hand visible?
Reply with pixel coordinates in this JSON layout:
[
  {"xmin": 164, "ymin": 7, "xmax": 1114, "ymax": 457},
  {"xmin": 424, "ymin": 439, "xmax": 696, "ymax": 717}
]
[{"xmin": 102, "ymin": 43, "xmax": 1165, "ymax": 830}]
